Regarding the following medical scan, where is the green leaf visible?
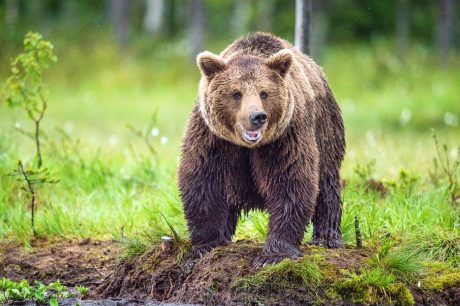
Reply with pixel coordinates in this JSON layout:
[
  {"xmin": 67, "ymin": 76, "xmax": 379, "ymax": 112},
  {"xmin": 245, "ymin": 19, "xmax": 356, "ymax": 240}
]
[{"xmin": 49, "ymin": 297, "xmax": 59, "ymax": 306}]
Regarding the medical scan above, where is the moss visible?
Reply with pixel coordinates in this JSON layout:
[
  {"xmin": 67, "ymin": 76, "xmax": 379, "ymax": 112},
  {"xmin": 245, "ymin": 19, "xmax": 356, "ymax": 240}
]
[
  {"xmin": 309, "ymin": 245, "xmax": 327, "ymax": 254},
  {"xmin": 333, "ymin": 268, "xmax": 414, "ymax": 305},
  {"xmin": 235, "ymin": 255, "xmax": 323, "ymax": 291},
  {"xmin": 388, "ymin": 283, "xmax": 415, "ymax": 306},
  {"xmin": 423, "ymin": 260, "xmax": 451, "ymax": 272},
  {"xmin": 324, "ymin": 287, "xmax": 339, "ymax": 299},
  {"xmin": 422, "ymin": 271, "xmax": 460, "ymax": 291},
  {"xmin": 321, "ymin": 263, "xmax": 338, "ymax": 280},
  {"xmin": 334, "ymin": 272, "xmax": 372, "ymax": 303},
  {"xmin": 421, "ymin": 261, "xmax": 460, "ymax": 291},
  {"xmin": 313, "ymin": 298, "xmax": 325, "ymax": 305},
  {"xmin": 210, "ymin": 279, "xmax": 222, "ymax": 292},
  {"xmin": 233, "ymin": 255, "xmax": 323, "ymax": 303}
]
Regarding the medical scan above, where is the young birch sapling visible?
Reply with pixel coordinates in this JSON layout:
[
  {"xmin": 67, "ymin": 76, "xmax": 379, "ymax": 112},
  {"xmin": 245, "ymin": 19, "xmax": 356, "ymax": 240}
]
[{"xmin": 2, "ymin": 32, "xmax": 57, "ymax": 169}]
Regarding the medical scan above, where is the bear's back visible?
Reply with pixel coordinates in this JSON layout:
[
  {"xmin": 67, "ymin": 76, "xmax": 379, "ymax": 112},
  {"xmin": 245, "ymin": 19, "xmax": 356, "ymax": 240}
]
[{"xmin": 221, "ymin": 32, "xmax": 290, "ymax": 59}]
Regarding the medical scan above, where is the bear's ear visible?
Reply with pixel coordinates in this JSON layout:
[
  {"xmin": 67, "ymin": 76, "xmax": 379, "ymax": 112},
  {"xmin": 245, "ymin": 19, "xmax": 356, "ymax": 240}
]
[
  {"xmin": 265, "ymin": 49, "xmax": 293, "ymax": 78},
  {"xmin": 197, "ymin": 51, "xmax": 226, "ymax": 80}
]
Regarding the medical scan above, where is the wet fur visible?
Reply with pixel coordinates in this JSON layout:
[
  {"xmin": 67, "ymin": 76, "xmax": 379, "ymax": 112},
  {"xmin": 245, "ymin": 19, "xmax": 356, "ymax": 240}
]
[{"xmin": 178, "ymin": 32, "xmax": 345, "ymax": 265}]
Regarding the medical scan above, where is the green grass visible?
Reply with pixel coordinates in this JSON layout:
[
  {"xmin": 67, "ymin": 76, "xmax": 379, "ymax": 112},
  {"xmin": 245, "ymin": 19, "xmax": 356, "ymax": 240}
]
[
  {"xmin": 234, "ymin": 255, "xmax": 323, "ymax": 303},
  {"xmin": 0, "ymin": 36, "xmax": 459, "ymax": 271},
  {"xmin": 405, "ymin": 229, "xmax": 460, "ymax": 267},
  {"xmin": 366, "ymin": 240, "xmax": 423, "ymax": 283}
]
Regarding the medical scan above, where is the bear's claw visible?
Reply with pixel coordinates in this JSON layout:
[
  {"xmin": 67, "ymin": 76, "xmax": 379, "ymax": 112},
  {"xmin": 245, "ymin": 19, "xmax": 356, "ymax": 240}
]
[
  {"xmin": 252, "ymin": 253, "xmax": 298, "ymax": 269},
  {"xmin": 191, "ymin": 244, "xmax": 215, "ymax": 258},
  {"xmin": 309, "ymin": 237, "xmax": 344, "ymax": 248}
]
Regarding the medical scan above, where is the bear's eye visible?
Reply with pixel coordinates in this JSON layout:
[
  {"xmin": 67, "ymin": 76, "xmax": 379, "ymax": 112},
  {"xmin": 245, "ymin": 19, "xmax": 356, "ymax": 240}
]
[
  {"xmin": 260, "ymin": 91, "xmax": 268, "ymax": 100},
  {"xmin": 233, "ymin": 91, "xmax": 242, "ymax": 100}
]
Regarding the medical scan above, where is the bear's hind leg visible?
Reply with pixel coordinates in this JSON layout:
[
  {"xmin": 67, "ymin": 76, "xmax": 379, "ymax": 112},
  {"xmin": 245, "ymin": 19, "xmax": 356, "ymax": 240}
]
[
  {"xmin": 224, "ymin": 207, "xmax": 240, "ymax": 242},
  {"xmin": 310, "ymin": 168, "xmax": 343, "ymax": 248}
]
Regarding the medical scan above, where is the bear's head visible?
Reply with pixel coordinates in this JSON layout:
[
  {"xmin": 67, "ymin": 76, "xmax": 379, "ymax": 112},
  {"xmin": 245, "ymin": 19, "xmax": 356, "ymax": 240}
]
[{"xmin": 196, "ymin": 49, "xmax": 295, "ymax": 148}]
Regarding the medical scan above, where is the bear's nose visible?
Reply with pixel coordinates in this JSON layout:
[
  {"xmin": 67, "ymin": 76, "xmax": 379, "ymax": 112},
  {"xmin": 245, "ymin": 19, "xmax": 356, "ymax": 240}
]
[{"xmin": 250, "ymin": 111, "xmax": 267, "ymax": 127}]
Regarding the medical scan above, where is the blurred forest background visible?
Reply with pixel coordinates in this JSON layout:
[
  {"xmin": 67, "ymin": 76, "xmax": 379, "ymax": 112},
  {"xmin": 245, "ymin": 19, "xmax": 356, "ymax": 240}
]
[
  {"xmin": 1, "ymin": 0, "xmax": 459, "ymax": 149},
  {"xmin": 1, "ymin": 0, "xmax": 460, "ymax": 60},
  {"xmin": 1, "ymin": 0, "xmax": 459, "ymax": 148},
  {"xmin": 0, "ymin": 0, "xmax": 459, "ymax": 242}
]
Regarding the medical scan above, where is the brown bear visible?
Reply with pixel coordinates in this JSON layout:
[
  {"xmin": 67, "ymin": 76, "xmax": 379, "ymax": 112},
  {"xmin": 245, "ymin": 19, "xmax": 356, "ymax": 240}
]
[{"xmin": 178, "ymin": 32, "xmax": 345, "ymax": 267}]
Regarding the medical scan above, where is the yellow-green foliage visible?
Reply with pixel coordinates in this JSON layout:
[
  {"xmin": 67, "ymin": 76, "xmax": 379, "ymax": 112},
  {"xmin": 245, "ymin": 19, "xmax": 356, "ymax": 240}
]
[
  {"xmin": 423, "ymin": 272, "xmax": 460, "ymax": 291},
  {"xmin": 334, "ymin": 268, "xmax": 414, "ymax": 305},
  {"xmin": 421, "ymin": 261, "xmax": 460, "ymax": 291},
  {"xmin": 235, "ymin": 255, "xmax": 323, "ymax": 293}
]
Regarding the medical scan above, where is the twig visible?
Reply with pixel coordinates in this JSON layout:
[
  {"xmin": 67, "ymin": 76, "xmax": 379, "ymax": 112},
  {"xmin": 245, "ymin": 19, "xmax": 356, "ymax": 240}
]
[
  {"xmin": 93, "ymin": 267, "xmax": 107, "ymax": 277},
  {"xmin": 34, "ymin": 91, "xmax": 47, "ymax": 169},
  {"xmin": 17, "ymin": 160, "xmax": 37, "ymax": 236},
  {"xmin": 354, "ymin": 215, "xmax": 363, "ymax": 248},
  {"xmin": 432, "ymin": 131, "xmax": 459, "ymax": 206}
]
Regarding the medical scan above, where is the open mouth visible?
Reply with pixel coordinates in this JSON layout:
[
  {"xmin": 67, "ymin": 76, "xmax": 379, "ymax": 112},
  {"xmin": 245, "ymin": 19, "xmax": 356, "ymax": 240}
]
[{"xmin": 242, "ymin": 129, "xmax": 262, "ymax": 143}]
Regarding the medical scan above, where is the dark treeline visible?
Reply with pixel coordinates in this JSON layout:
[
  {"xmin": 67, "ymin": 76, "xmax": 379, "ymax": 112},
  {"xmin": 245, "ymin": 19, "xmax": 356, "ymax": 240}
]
[{"xmin": 0, "ymin": 0, "xmax": 459, "ymax": 61}]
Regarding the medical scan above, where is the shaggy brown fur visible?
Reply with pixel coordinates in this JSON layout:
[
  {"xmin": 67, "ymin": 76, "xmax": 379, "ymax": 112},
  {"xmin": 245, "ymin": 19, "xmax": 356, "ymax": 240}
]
[{"xmin": 178, "ymin": 32, "xmax": 345, "ymax": 266}]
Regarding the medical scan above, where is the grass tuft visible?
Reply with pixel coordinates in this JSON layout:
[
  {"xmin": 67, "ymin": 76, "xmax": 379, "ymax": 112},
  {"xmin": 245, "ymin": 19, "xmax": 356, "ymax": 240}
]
[
  {"xmin": 367, "ymin": 240, "xmax": 423, "ymax": 282},
  {"xmin": 405, "ymin": 230, "xmax": 460, "ymax": 267},
  {"xmin": 234, "ymin": 255, "xmax": 323, "ymax": 301},
  {"xmin": 334, "ymin": 268, "xmax": 414, "ymax": 305}
]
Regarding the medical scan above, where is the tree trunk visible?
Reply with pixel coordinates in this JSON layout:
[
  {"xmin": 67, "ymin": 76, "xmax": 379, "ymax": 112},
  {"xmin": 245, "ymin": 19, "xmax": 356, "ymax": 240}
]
[
  {"xmin": 188, "ymin": 0, "xmax": 204, "ymax": 62},
  {"xmin": 396, "ymin": 0, "xmax": 409, "ymax": 64},
  {"xmin": 144, "ymin": 0, "xmax": 164, "ymax": 34},
  {"xmin": 436, "ymin": 0, "xmax": 454, "ymax": 67},
  {"xmin": 110, "ymin": 0, "xmax": 130, "ymax": 49},
  {"xmin": 295, "ymin": 0, "xmax": 312, "ymax": 55}
]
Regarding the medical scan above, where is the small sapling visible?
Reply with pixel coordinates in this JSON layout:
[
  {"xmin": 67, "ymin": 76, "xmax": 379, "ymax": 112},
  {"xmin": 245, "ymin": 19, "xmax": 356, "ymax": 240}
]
[{"xmin": 2, "ymin": 32, "xmax": 57, "ymax": 169}]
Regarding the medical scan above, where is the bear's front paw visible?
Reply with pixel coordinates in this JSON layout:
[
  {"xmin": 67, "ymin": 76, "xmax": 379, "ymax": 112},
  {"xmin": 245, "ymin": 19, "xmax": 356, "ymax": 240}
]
[
  {"xmin": 252, "ymin": 254, "xmax": 287, "ymax": 268},
  {"xmin": 253, "ymin": 237, "xmax": 302, "ymax": 268},
  {"xmin": 309, "ymin": 236, "xmax": 344, "ymax": 248},
  {"xmin": 191, "ymin": 239, "xmax": 230, "ymax": 258},
  {"xmin": 252, "ymin": 252, "xmax": 299, "ymax": 269},
  {"xmin": 191, "ymin": 244, "xmax": 215, "ymax": 258}
]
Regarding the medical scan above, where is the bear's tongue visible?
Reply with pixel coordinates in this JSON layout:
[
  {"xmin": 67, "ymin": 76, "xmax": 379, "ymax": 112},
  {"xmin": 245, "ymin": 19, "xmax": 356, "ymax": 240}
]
[{"xmin": 243, "ymin": 129, "xmax": 262, "ymax": 143}]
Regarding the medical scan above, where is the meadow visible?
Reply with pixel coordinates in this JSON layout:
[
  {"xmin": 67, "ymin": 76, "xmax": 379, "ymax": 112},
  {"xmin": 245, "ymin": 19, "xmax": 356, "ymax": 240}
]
[{"xmin": 0, "ymin": 34, "xmax": 459, "ymax": 304}]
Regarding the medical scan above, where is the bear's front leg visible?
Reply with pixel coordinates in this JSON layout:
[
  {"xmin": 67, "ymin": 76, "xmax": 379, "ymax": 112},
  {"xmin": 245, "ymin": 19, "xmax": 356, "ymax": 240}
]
[
  {"xmin": 253, "ymin": 185, "xmax": 317, "ymax": 267},
  {"xmin": 179, "ymin": 170, "xmax": 234, "ymax": 257},
  {"xmin": 252, "ymin": 139, "xmax": 319, "ymax": 268}
]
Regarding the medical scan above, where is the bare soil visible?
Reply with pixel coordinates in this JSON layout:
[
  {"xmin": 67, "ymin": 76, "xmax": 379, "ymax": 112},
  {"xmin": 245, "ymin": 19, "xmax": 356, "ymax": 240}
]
[
  {"xmin": 0, "ymin": 238, "xmax": 117, "ymax": 289},
  {"xmin": 1, "ymin": 239, "xmax": 459, "ymax": 305}
]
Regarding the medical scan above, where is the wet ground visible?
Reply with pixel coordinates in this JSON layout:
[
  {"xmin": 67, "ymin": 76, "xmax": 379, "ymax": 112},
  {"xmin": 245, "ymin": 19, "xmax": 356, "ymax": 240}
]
[
  {"xmin": 1, "ymin": 239, "xmax": 459, "ymax": 305},
  {"xmin": 0, "ymin": 238, "xmax": 117, "ymax": 289}
]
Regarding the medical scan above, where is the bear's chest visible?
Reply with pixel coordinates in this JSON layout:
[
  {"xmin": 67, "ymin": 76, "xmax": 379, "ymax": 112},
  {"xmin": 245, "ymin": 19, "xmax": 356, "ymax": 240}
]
[{"xmin": 214, "ymin": 147, "xmax": 264, "ymax": 209}]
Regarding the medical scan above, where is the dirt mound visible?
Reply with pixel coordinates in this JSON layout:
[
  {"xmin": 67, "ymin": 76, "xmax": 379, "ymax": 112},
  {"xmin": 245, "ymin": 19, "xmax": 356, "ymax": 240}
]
[
  {"xmin": 2, "ymin": 239, "xmax": 459, "ymax": 305},
  {"xmin": 96, "ymin": 241, "xmax": 369, "ymax": 305},
  {"xmin": 0, "ymin": 238, "xmax": 118, "ymax": 289}
]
